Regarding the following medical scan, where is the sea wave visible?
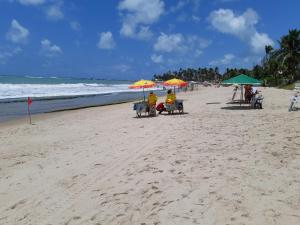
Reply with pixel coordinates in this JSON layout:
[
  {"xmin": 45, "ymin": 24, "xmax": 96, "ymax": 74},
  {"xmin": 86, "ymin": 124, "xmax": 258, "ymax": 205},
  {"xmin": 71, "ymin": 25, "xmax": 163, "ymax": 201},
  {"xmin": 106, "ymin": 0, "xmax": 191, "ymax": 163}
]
[{"xmin": 0, "ymin": 83, "xmax": 159, "ymax": 100}]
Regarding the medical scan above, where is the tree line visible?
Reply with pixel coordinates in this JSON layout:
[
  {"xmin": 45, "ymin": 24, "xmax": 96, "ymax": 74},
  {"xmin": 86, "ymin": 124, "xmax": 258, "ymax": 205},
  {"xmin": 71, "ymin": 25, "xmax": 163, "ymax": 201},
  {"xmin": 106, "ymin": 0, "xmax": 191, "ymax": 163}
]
[{"xmin": 153, "ymin": 29, "xmax": 300, "ymax": 87}]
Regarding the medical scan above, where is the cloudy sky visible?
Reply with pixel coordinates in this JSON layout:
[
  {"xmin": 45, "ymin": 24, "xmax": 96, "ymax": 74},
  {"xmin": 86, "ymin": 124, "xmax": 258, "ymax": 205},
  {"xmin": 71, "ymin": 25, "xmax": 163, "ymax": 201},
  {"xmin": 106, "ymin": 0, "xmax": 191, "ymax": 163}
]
[{"xmin": 0, "ymin": 0, "xmax": 299, "ymax": 79}]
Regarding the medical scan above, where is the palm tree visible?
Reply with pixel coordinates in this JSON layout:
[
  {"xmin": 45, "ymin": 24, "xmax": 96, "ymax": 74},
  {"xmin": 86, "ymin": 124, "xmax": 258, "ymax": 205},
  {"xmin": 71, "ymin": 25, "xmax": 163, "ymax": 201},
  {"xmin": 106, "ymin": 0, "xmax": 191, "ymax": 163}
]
[
  {"xmin": 276, "ymin": 29, "xmax": 300, "ymax": 82},
  {"xmin": 265, "ymin": 45, "xmax": 274, "ymax": 55}
]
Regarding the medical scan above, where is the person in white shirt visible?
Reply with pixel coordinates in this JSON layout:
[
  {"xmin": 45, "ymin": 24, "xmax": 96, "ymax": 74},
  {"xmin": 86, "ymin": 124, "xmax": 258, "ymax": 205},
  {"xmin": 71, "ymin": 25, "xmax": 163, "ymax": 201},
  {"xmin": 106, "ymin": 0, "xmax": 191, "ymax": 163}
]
[
  {"xmin": 251, "ymin": 86, "xmax": 258, "ymax": 95},
  {"xmin": 289, "ymin": 92, "xmax": 299, "ymax": 111}
]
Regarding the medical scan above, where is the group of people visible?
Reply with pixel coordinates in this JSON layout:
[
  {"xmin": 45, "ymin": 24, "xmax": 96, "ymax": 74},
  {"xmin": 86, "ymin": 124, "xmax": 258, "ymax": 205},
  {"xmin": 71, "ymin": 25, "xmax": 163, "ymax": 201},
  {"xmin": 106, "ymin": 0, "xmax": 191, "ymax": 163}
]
[
  {"xmin": 147, "ymin": 89, "xmax": 176, "ymax": 106},
  {"xmin": 147, "ymin": 90, "xmax": 176, "ymax": 114},
  {"xmin": 232, "ymin": 84, "xmax": 259, "ymax": 102},
  {"xmin": 232, "ymin": 84, "xmax": 263, "ymax": 109},
  {"xmin": 244, "ymin": 85, "xmax": 259, "ymax": 103}
]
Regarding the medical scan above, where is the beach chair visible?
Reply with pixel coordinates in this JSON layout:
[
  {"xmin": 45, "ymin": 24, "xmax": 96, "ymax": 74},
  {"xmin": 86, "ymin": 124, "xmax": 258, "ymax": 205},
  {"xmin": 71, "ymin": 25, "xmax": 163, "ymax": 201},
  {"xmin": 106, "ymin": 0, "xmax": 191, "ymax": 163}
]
[
  {"xmin": 165, "ymin": 99, "xmax": 184, "ymax": 114},
  {"xmin": 254, "ymin": 96, "xmax": 263, "ymax": 109},
  {"xmin": 133, "ymin": 101, "xmax": 148, "ymax": 117},
  {"xmin": 250, "ymin": 94, "xmax": 263, "ymax": 109},
  {"xmin": 175, "ymin": 99, "xmax": 184, "ymax": 113},
  {"xmin": 148, "ymin": 104, "xmax": 156, "ymax": 117},
  {"xmin": 133, "ymin": 101, "xmax": 156, "ymax": 117}
]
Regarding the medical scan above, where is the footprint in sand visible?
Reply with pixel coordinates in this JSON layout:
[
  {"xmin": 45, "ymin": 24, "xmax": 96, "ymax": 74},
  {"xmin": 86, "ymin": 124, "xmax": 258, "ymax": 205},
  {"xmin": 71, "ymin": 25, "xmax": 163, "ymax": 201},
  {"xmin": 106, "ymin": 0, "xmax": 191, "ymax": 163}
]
[
  {"xmin": 9, "ymin": 199, "xmax": 27, "ymax": 210},
  {"xmin": 64, "ymin": 216, "xmax": 81, "ymax": 225}
]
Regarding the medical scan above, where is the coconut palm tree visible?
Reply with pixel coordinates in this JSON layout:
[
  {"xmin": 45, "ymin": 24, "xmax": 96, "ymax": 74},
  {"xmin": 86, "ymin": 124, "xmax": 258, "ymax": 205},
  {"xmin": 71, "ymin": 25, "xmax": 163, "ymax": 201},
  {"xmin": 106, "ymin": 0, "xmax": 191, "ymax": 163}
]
[
  {"xmin": 265, "ymin": 45, "xmax": 274, "ymax": 55},
  {"xmin": 276, "ymin": 29, "xmax": 300, "ymax": 82}
]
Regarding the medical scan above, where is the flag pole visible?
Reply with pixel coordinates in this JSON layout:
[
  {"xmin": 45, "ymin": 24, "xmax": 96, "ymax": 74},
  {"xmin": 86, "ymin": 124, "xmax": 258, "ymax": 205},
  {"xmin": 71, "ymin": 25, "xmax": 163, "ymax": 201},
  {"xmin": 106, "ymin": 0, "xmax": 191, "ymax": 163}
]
[{"xmin": 27, "ymin": 104, "xmax": 31, "ymax": 124}]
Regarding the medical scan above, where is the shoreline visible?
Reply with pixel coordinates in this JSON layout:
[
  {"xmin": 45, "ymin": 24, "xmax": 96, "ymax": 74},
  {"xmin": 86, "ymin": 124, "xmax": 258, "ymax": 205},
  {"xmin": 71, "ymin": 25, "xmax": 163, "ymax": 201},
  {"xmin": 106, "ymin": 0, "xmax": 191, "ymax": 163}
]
[{"xmin": 0, "ymin": 89, "xmax": 169, "ymax": 123}]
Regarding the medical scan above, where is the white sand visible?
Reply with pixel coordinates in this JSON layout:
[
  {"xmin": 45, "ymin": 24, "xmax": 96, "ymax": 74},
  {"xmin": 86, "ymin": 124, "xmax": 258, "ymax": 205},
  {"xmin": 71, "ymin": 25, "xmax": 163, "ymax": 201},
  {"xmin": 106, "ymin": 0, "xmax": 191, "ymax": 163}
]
[{"xmin": 1, "ymin": 87, "xmax": 300, "ymax": 225}]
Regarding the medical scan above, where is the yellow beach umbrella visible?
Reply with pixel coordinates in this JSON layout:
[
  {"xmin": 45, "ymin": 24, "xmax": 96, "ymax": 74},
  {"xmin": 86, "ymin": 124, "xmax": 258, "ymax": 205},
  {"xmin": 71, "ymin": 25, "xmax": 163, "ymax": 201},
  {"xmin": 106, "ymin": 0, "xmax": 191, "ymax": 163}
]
[
  {"xmin": 163, "ymin": 78, "xmax": 187, "ymax": 93},
  {"xmin": 128, "ymin": 79, "xmax": 155, "ymax": 89},
  {"xmin": 129, "ymin": 79, "xmax": 156, "ymax": 101}
]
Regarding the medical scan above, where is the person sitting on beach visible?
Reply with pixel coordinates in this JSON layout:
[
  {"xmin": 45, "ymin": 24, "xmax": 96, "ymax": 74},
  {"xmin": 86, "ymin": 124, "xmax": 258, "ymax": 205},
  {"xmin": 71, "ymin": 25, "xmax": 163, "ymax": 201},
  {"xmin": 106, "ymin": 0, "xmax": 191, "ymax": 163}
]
[
  {"xmin": 147, "ymin": 91, "xmax": 157, "ymax": 107},
  {"xmin": 250, "ymin": 86, "xmax": 258, "ymax": 107},
  {"xmin": 250, "ymin": 89, "xmax": 262, "ymax": 108},
  {"xmin": 165, "ymin": 89, "xmax": 176, "ymax": 104},
  {"xmin": 289, "ymin": 92, "xmax": 299, "ymax": 112}
]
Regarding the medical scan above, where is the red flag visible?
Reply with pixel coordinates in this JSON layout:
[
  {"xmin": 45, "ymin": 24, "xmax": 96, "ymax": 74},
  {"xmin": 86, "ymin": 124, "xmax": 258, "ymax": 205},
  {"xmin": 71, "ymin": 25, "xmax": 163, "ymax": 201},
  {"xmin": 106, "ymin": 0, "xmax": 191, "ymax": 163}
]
[{"xmin": 27, "ymin": 97, "xmax": 32, "ymax": 106}]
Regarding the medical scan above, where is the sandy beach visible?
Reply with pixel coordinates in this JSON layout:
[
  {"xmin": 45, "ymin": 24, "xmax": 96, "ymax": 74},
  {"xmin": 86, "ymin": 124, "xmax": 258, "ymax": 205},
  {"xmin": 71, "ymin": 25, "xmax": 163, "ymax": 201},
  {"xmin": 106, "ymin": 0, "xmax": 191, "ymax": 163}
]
[{"xmin": 1, "ymin": 86, "xmax": 300, "ymax": 225}]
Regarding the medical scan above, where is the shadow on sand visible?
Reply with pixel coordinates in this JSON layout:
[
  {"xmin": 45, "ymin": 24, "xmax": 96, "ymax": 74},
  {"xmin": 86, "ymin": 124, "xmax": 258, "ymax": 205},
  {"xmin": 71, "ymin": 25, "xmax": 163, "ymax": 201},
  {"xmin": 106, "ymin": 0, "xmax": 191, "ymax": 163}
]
[
  {"xmin": 221, "ymin": 105, "xmax": 252, "ymax": 110},
  {"xmin": 161, "ymin": 112, "xmax": 189, "ymax": 116},
  {"xmin": 206, "ymin": 102, "xmax": 221, "ymax": 104},
  {"xmin": 226, "ymin": 101, "xmax": 249, "ymax": 105},
  {"xmin": 132, "ymin": 112, "xmax": 189, "ymax": 118}
]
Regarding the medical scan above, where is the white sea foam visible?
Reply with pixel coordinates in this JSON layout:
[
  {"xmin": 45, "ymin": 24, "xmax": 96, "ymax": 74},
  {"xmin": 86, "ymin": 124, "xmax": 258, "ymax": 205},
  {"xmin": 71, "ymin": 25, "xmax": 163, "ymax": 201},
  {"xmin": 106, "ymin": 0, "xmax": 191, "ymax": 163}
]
[
  {"xmin": 24, "ymin": 76, "xmax": 45, "ymax": 79},
  {"xmin": 0, "ymin": 83, "xmax": 159, "ymax": 100}
]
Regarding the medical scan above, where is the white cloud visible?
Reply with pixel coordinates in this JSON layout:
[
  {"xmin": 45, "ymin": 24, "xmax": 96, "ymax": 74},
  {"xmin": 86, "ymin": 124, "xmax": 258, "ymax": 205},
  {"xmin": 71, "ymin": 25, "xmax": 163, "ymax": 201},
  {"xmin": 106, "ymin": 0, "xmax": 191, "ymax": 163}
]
[
  {"xmin": 97, "ymin": 32, "xmax": 116, "ymax": 50},
  {"xmin": 152, "ymin": 33, "xmax": 211, "ymax": 66},
  {"xmin": 70, "ymin": 21, "xmax": 81, "ymax": 31},
  {"xmin": 114, "ymin": 64, "xmax": 130, "ymax": 73},
  {"xmin": 154, "ymin": 33, "xmax": 185, "ymax": 53},
  {"xmin": 151, "ymin": 54, "xmax": 163, "ymax": 63},
  {"xmin": 209, "ymin": 53, "xmax": 235, "ymax": 66},
  {"xmin": 6, "ymin": 19, "xmax": 29, "ymax": 44},
  {"xmin": 154, "ymin": 33, "xmax": 211, "ymax": 54},
  {"xmin": 40, "ymin": 39, "xmax": 62, "ymax": 57},
  {"xmin": 250, "ymin": 32, "xmax": 274, "ymax": 54},
  {"xmin": 187, "ymin": 35, "xmax": 211, "ymax": 49},
  {"xmin": 192, "ymin": 15, "xmax": 201, "ymax": 22},
  {"xmin": 118, "ymin": 0, "xmax": 165, "ymax": 40},
  {"xmin": 46, "ymin": 3, "xmax": 64, "ymax": 20},
  {"xmin": 135, "ymin": 26, "xmax": 153, "ymax": 40},
  {"xmin": 169, "ymin": 1, "xmax": 186, "ymax": 13},
  {"xmin": 0, "ymin": 47, "xmax": 22, "ymax": 64},
  {"xmin": 208, "ymin": 8, "xmax": 273, "ymax": 53},
  {"xmin": 209, "ymin": 8, "xmax": 258, "ymax": 38},
  {"xmin": 195, "ymin": 49, "xmax": 203, "ymax": 57},
  {"xmin": 17, "ymin": 0, "xmax": 46, "ymax": 5}
]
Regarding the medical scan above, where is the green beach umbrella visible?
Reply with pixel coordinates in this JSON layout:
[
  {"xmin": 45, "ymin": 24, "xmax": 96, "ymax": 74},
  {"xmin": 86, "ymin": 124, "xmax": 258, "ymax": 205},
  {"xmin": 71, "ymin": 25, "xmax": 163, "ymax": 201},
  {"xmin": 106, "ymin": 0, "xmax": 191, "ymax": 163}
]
[
  {"xmin": 222, "ymin": 74, "xmax": 262, "ymax": 85},
  {"xmin": 222, "ymin": 74, "xmax": 262, "ymax": 105}
]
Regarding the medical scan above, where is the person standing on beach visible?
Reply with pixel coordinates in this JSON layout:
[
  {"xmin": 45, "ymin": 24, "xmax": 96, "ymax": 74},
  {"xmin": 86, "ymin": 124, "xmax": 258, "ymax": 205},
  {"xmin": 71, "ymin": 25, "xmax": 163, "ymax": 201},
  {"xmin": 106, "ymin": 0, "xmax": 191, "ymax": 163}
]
[{"xmin": 244, "ymin": 85, "xmax": 252, "ymax": 103}]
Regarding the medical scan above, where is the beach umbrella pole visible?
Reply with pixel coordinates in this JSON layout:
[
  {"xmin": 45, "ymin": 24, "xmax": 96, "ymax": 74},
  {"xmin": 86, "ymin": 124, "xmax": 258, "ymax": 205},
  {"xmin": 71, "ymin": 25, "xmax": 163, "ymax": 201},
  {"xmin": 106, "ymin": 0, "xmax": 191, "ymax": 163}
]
[{"xmin": 143, "ymin": 87, "xmax": 145, "ymax": 101}]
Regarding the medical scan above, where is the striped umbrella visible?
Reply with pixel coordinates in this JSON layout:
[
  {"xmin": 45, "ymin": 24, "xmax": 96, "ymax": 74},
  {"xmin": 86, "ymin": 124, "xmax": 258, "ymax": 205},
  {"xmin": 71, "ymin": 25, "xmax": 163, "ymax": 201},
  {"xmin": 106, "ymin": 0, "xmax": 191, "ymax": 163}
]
[{"xmin": 129, "ymin": 79, "xmax": 156, "ymax": 101}]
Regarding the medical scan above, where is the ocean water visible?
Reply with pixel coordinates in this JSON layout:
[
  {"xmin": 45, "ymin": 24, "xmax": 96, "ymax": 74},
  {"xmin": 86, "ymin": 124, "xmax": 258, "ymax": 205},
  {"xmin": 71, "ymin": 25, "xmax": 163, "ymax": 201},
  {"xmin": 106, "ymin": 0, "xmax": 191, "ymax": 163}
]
[
  {"xmin": 0, "ymin": 75, "xmax": 164, "ymax": 122},
  {"xmin": 0, "ymin": 75, "xmax": 136, "ymax": 101}
]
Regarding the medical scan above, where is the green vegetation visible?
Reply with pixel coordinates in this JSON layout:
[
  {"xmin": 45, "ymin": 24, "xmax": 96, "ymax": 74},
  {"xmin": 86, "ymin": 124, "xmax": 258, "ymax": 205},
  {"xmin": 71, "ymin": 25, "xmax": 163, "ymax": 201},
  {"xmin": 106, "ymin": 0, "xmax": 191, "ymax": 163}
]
[
  {"xmin": 279, "ymin": 82, "xmax": 299, "ymax": 90},
  {"xmin": 152, "ymin": 29, "xmax": 300, "ymax": 87},
  {"xmin": 153, "ymin": 67, "xmax": 221, "ymax": 82}
]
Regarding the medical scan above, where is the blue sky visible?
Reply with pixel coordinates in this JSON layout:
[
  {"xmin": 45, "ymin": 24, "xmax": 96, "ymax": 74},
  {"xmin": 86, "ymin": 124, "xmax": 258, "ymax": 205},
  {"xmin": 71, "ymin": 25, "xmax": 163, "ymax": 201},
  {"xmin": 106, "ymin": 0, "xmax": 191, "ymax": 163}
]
[{"xmin": 0, "ymin": 0, "xmax": 299, "ymax": 80}]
